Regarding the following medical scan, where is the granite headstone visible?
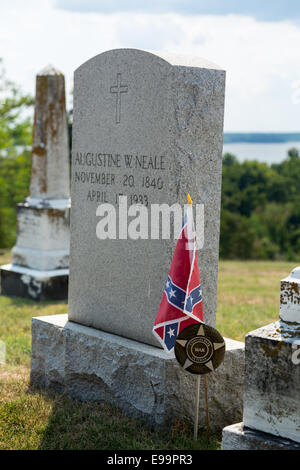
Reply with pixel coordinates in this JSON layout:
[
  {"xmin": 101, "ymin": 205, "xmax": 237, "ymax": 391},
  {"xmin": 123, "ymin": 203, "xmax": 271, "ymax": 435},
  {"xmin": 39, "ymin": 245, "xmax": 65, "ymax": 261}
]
[{"xmin": 69, "ymin": 49, "xmax": 225, "ymax": 347}]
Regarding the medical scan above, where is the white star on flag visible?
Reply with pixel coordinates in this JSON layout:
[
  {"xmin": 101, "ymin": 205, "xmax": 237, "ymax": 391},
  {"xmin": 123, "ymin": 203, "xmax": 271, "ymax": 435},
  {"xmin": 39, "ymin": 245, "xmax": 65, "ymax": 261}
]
[
  {"xmin": 169, "ymin": 288, "xmax": 176, "ymax": 298},
  {"xmin": 167, "ymin": 328, "xmax": 175, "ymax": 338}
]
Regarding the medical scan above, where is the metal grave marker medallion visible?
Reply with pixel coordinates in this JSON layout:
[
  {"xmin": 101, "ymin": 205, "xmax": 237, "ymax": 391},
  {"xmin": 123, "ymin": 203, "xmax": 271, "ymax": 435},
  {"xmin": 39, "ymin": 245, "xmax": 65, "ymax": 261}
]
[{"xmin": 175, "ymin": 323, "xmax": 225, "ymax": 375}]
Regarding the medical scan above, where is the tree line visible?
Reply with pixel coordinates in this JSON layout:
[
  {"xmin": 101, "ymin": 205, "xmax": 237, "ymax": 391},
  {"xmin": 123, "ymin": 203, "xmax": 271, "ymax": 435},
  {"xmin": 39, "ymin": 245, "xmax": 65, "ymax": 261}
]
[{"xmin": 221, "ymin": 150, "xmax": 300, "ymax": 260}]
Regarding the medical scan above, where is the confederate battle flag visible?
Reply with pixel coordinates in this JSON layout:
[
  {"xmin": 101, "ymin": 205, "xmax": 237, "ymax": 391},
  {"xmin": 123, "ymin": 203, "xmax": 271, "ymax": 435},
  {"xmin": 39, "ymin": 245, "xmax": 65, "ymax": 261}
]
[{"xmin": 152, "ymin": 196, "xmax": 204, "ymax": 353}]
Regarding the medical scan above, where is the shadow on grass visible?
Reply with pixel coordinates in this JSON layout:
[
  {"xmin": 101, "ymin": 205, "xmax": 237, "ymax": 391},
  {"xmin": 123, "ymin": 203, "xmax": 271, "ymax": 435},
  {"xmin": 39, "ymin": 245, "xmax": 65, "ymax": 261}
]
[{"xmin": 27, "ymin": 383, "xmax": 220, "ymax": 451}]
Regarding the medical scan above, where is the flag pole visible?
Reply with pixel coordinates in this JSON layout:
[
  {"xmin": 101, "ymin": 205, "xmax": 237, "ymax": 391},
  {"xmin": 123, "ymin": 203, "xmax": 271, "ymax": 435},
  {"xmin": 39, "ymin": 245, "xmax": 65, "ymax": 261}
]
[
  {"xmin": 194, "ymin": 375, "xmax": 201, "ymax": 440},
  {"xmin": 189, "ymin": 192, "xmax": 202, "ymax": 441},
  {"xmin": 204, "ymin": 375, "xmax": 210, "ymax": 441}
]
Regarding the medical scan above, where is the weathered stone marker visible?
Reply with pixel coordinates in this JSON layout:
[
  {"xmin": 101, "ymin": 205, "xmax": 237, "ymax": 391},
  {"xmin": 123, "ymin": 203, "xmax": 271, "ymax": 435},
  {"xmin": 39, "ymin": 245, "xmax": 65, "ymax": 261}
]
[
  {"xmin": 31, "ymin": 49, "xmax": 245, "ymax": 429},
  {"xmin": 29, "ymin": 65, "xmax": 70, "ymax": 201},
  {"xmin": 280, "ymin": 267, "xmax": 300, "ymax": 323},
  {"xmin": 69, "ymin": 49, "xmax": 225, "ymax": 347},
  {"xmin": 0, "ymin": 66, "xmax": 70, "ymax": 300},
  {"xmin": 222, "ymin": 267, "xmax": 300, "ymax": 450}
]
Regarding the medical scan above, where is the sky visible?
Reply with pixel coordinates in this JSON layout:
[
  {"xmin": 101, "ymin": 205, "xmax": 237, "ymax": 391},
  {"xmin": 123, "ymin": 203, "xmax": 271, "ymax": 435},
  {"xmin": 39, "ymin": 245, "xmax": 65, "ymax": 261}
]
[{"xmin": 0, "ymin": 0, "xmax": 300, "ymax": 132}]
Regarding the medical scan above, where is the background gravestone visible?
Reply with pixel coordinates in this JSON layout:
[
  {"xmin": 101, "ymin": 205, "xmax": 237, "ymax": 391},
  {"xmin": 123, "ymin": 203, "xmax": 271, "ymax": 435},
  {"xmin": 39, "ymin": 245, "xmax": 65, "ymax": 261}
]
[
  {"xmin": 0, "ymin": 66, "xmax": 70, "ymax": 300},
  {"xmin": 222, "ymin": 267, "xmax": 300, "ymax": 450},
  {"xmin": 69, "ymin": 49, "xmax": 225, "ymax": 347}
]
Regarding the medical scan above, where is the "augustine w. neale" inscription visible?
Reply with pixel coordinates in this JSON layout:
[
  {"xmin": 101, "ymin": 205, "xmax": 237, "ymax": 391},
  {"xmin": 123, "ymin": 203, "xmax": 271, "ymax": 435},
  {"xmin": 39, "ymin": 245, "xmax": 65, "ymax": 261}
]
[{"xmin": 73, "ymin": 151, "xmax": 167, "ymax": 204}]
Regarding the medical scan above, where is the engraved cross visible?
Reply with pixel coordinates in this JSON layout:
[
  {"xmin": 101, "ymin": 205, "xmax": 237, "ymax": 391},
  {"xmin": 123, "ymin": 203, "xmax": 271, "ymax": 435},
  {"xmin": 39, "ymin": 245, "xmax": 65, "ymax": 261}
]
[{"xmin": 110, "ymin": 73, "xmax": 128, "ymax": 124}]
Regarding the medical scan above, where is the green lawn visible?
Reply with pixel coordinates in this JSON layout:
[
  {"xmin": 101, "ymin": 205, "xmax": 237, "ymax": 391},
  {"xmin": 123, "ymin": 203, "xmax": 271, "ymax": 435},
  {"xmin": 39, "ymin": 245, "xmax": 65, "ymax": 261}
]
[
  {"xmin": 216, "ymin": 260, "xmax": 295, "ymax": 341},
  {"xmin": 0, "ymin": 249, "xmax": 296, "ymax": 450}
]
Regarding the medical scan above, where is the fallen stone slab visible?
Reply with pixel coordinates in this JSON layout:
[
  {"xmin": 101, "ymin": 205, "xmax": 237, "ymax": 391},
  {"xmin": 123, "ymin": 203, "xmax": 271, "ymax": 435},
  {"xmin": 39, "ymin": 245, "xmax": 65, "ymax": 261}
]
[
  {"xmin": 222, "ymin": 423, "xmax": 300, "ymax": 450},
  {"xmin": 1, "ymin": 264, "xmax": 68, "ymax": 301}
]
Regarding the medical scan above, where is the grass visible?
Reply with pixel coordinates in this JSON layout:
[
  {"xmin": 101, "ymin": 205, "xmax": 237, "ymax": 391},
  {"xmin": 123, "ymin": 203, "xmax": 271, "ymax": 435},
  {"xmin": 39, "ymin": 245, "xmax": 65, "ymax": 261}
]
[
  {"xmin": 216, "ymin": 260, "xmax": 295, "ymax": 341},
  {"xmin": 0, "ymin": 365, "xmax": 219, "ymax": 450},
  {"xmin": 0, "ymin": 249, "xmax": 296, "ymax": 450}
]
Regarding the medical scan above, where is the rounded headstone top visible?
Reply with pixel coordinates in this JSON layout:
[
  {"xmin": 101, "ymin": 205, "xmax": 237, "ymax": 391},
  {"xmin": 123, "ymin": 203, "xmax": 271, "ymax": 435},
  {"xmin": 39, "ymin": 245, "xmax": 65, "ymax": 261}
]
[
  {"xmin": 290, "ymin": 267, "xmax": 300, "ymax": 280},
  {"xmin": 75, "ymin": 48, "xmax": 225, "ymax": 75},
  {"xmin": 37, "ymin": 65, "xmax": 64, "ymax": 77}
]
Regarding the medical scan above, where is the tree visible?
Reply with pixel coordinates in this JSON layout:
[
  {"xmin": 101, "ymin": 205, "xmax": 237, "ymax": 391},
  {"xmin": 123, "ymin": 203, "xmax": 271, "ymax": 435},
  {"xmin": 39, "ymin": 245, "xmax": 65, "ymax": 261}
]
[
  {"xmin": 223, "ymin": 152, "xmax": 238, "ymax": 167},
  {"xmin": 220, "ymin": 210, "xmax": 256, "ymax": 259},
  {"xmin": 288, "ymin": 147, "xmax": 299, "ymax": 159},
  {"xmin": 0, "ymin": 60, "xmax": 33, "ymax": 247}
]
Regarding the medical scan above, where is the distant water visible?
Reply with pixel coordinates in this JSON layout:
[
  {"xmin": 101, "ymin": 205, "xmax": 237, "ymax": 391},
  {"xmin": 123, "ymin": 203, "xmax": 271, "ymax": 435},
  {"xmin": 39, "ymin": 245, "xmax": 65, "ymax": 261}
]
[{"xmin": 223, "ymin": 142, "xmax": 300, "ymax": 164}]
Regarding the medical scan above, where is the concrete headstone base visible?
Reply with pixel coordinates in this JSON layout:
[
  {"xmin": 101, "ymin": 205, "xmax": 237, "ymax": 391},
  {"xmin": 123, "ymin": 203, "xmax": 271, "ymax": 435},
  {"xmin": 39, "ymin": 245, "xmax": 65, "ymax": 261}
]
[
  {"xmin": 222, "ymin": 423, "xmax": 300, "ymax": 450},
  {"xmin": 12, "ymin": 199, "xmax": 70, "ymax": 271},
  {"xmin": 0, "ymin": 264, "xmax": 68, "ymax": 300},
  {"xmin": 30, "ymin": 314, "xmax": 245, "ymax": 431}
]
